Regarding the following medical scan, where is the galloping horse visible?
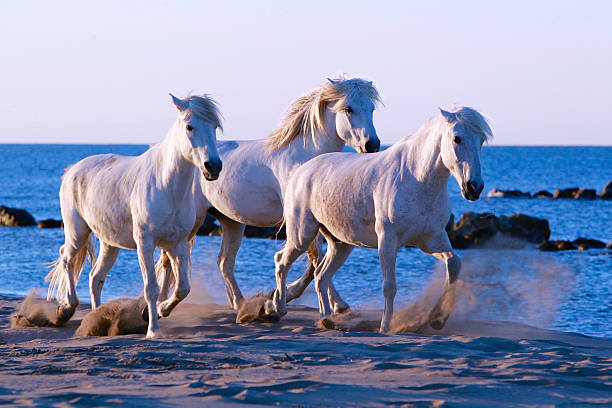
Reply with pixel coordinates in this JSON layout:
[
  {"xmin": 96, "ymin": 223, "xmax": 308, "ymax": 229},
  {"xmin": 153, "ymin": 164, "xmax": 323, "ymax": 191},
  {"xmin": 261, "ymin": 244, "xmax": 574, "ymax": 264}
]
[
  {"xmin": 267, "ymin": 107, "xmax": 492, "ymax": 332},
  {"xmin": 156, "ymin": 77, "xmax": 382, "ymax": 314},
  {"xmin": 47, "ymin": 94, "xmax": 222, "ymax": 338}
]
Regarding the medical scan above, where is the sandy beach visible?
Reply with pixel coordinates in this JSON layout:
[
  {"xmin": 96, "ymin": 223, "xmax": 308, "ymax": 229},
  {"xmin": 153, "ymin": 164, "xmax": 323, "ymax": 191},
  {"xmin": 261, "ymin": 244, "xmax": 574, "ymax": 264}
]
[{"xmin": 0, "ymin": 294, "xmax": 610, "ymax": 407}]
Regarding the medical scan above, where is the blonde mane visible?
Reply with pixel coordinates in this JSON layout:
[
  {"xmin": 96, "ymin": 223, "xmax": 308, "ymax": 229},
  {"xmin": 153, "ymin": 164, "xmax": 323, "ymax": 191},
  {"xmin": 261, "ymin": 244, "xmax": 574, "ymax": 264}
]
[
  {"xmin": 266, "ymin": 77, "xmax": 381, "ymax": 152},
  {"xmin": 184, "ymin": 95, "xmax": 223, "ymax": 131}
]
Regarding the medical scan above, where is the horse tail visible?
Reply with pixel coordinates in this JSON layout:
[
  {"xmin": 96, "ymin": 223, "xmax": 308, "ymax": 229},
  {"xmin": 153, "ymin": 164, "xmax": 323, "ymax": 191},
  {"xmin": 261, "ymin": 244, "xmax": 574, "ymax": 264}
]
[{"xmin": 45, "ymin": 235, "xmax": 95, "ymax": 302}]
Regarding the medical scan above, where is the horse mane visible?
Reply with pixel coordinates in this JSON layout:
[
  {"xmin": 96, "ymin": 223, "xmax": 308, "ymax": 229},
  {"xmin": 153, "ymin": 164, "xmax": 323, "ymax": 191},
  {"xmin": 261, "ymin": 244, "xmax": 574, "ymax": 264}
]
[
  {"xmin": 448, "ymin": 106, "xmax": 493, "ymax": 142},
  {"xmin": 266, "ymin": 76, "xmax": 381, "ymax": 152},
  {"xmin": 183, "ymin": 95, "xmax": 223, "ymax": 131}
]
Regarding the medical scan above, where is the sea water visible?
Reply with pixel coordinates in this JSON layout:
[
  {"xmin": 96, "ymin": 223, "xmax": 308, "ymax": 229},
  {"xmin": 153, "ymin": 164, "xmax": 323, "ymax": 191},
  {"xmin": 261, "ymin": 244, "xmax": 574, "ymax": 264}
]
[{"xmin": 0, "ymin": 144, "xmax": 610, "ymax": 337}]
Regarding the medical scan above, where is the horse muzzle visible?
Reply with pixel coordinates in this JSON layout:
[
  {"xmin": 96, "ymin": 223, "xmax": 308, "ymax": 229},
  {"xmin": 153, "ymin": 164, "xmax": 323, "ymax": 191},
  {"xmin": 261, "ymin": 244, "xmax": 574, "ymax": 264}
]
[
  {"xmin": 462, "ymin": 180, "xmax": 483, "ymax": 201},
  {"xmin": 364, "ymin": 139, "xmax": 380, "ymax": 153},
  {"xmin": 201, "ymin": 160, "xmax": 222, "ymax": 181}
]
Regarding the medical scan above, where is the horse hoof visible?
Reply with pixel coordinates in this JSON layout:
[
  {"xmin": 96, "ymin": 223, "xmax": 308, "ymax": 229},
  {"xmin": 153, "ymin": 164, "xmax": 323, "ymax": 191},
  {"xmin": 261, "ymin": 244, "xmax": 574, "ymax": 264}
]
[
  {"xmin": 257, "ymin": 302, "xmax": 281, "ymax": 323},
  {"xmin": 429, "ymin": 318, "xmax": 447, "ymax": 330},
  {"xmin": 146, "ymin": 329, "xmax": 161, "ymax": 339},
  {"xmin": 318, "ymin": 317, "xmax": 337, "ymax": 330},
  {"xmin": 56, "ymin": 304, "xmax": 76, "ymax": 326},
  {"xmin": 259, "ymin": 312, "xmax": 281, "ymax": 323},
  {"xmin": 333, "ymin": 305, "xmax": 350, "ymax": 314}
]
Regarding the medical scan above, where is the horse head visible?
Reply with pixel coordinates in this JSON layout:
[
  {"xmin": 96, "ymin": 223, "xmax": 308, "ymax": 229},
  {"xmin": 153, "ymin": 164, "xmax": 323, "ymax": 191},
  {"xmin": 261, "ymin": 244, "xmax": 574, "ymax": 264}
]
[
  {"xmin": 170, "ymin": 93, "xmax": 223, "ymax": 181},
  {"xmin": 439, "ymin": 107, "xmax": 492, "ymax": 201},
  {"xmin": 328, "ymin": 78, "xmax": 381, "ymax": 153}
]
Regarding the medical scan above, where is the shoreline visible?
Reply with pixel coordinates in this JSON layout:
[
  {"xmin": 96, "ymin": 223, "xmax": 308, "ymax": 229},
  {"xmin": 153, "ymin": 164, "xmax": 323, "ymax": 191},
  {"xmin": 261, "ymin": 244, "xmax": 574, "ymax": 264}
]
[{"xmin": 1, "ymin": 294, "xmax": 610, "ymax": 406}]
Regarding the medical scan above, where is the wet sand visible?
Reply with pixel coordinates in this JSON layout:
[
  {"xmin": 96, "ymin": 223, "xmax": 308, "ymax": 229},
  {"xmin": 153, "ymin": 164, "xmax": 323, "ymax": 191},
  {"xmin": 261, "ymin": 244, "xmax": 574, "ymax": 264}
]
[{"xmin": 0, "ymin": 294, "xmax": 610, "ymax": 407}]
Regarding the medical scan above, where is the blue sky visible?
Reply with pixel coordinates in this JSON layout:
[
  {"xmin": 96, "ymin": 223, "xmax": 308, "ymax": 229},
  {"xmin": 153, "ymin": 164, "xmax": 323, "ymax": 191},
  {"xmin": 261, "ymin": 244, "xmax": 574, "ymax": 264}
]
[{"xmin": 1, "ymin": 1, "xmax": 610, "ymax": 145}]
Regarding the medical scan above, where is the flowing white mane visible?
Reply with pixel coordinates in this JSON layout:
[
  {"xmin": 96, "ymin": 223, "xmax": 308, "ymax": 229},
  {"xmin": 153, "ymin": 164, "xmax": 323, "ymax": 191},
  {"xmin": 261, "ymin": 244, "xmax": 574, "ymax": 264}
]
[
  {"xmin": 266, "ymin": 77, "xmax": 381, "ymax": 152},
  {"xmin": 448, "ymin": 106, "xmax": 493, "ymax": 142},
  {"xmin": 183, "ymin": 95, "xmax": 223, "ymax": 131}
]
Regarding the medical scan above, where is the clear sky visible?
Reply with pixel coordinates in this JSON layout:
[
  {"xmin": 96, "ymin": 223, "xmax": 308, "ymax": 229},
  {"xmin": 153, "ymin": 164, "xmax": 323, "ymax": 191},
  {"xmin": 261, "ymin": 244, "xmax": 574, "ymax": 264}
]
[{"xmin": 1, "ymin": 1, "xmax": 610, "ymax": 145}]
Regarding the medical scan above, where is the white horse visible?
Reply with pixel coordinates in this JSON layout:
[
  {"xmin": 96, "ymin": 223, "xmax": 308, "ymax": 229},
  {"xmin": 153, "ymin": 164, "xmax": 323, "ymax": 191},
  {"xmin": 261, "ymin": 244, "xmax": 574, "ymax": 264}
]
[
  {"xmin": 267, "ymin": 107, "xmax": 492, "ymax": 333},
  {"xmin": 46, "ymin": 94, "xmax": 223, "ymax": 338},
  {"xmin": 155, "ymin": 77, "xmax": 382, "ymax": 314}
]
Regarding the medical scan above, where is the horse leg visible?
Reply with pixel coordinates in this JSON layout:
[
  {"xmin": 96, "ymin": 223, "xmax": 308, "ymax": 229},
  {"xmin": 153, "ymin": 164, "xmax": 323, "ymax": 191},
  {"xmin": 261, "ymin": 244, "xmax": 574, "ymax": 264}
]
[
  {"xmin": 156, "ymin": 250, "xmax": 174, "ymax": 302},
  {"xmin": 157, "ymin": 239, "xmax": 191, "ymax": 318},
  {"xmin": 47, "ymin": 210, "xmax": 94, "ymax": 324},
  {"xmin": 89, "ymin": 241, "xmax": 120, "ymax": 310},
  {"xmin": 216, "ymin": 217, "xmax": 246, "ymax": 310},
  {"xmin": 328, "ymin": 283, "xmax": 350, "ymax": 313},
  {"xmin": 420, "ymin": 232, "xmax": 460, "ymax": 330},
  {"xmin": 284, "ymin": 233, "xmax": 350, "ymax": 313},
  {"xmin": 284, "ymin": 235, "xmax": 321, "ymax": 301},
  {"xmin": 313, "ymin": 237, "xmax": 353, "ymax": 317},
  {"xmin": 266, "ymin": 210, "xmax": 319, "ymax": 317},
  {"xmin": 377, "ymin": 228, "xmax": 398, "ymax": 333},
  {"xmin": 135, "ymin": 234, "xmax": 161, "ymax": 338}
]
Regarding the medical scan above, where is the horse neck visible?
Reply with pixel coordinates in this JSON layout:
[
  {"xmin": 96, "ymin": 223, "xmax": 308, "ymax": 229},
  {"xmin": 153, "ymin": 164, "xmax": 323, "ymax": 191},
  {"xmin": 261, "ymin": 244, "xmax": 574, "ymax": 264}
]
[
  {"xmin": 154, "ymin": 121, "xmax": 198, "ymax": 196},
  {"xmin": 401, "ymin": 118, "xmax": 450, "ymax": 188},
  {"xmin": 300, "ymin": 109, "xmax": 345, "ymax": 155},
  {"xmin": 274, "ymin": 110, "xmax": 344, "ymax": 178}
]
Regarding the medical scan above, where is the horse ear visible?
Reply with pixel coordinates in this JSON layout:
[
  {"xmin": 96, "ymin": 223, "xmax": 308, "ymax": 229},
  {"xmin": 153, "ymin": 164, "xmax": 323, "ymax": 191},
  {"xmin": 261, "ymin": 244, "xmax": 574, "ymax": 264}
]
[
  {"xmin": 439, "ymin": 108, "xmax": 457, "ymax": 123},
  {"xmin": 327, "ymin": 78, "xmax": 337, "ymax": 85},
  {"xmin": 170, "ymin": 93, "xmax": 189, "ymax": 111}
]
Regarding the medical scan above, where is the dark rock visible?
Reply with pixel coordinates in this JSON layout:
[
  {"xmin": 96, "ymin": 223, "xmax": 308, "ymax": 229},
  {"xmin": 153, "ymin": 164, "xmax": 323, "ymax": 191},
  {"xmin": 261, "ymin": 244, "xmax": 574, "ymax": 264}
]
[
  {"xmin": 572, "ymin": 237, "xmax": 606, "ymax": 250},
  {"xmin": 487, "ymin": 189, "xmax": 531, "ymax": 198},
  {"xmin": 0, "ymin": 206, "xmax": 36, "ymax": 226},
  {"xmin": 534, "ymin": 190, "xmax": 553, "ymax": 198},
  {"xmin": 504, "ymin": 213, "xmax": 551, "ymax": 243},
  {"xmin": 38, "ymin": 219, "xmax": 63, "ymax": 228},
  {"xmin": 196, "ymin": 214, "xmax": 220, "ymax": 236},
  {"xmin": 445, "ymin": 213, "xmax": 454, "ymax": 233},
  {"xmin": 447, "ymin": 212, "xmax": 498, "ymax": 249},
  {"xmin": 244, "ymin": 225, "xmax": 286, "ymax": 240},
  {"xmin": 447, "ymin": 212, "xmax": 552, "ymax": 249},
  {"xmin": 599, "ymin": 180, "xmax": 612, "ymax": 199},
  {"xmin": 553, "ymin": 188, "xmax": 580, "ymax": 199},
  {"xmin": 574, "ymin": 189, "xmax": 597, "ymax": 200},
  {"xmin": 496, "ymin": 214, "xmax": 545, "ymax": 242},
  {"xmin": 537, "ymin": 240, "xmax": 577, "ymax": 251},
  {"xmin": 552, "ymin": 187, "xmax": 595, "ymax": 199}
]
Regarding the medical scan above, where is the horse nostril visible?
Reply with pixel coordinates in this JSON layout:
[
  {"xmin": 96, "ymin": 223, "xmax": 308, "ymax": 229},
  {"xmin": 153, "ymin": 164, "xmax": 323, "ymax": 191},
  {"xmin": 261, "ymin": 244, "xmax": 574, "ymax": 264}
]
[
  {"xmin": 204, "ymin": 161, "xmax": 222, "ymax": 174},
  {"xmin": 365, "ymin": 141, "xmax": 378, "ymax": 153}
]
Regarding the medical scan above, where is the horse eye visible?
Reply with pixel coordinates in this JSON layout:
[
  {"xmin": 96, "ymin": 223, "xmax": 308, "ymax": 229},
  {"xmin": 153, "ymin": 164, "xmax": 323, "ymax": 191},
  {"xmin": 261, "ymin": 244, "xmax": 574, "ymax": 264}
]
[
  {"xmin": 345, "ymin": 106, "xmax": 353, "ymax": 114},
  {"xmin": 453, "ymin": 136, "xmax": 462, "ymax": 144},
  {"xmin": 186, "ymin": 125, "xmax": 193, "ymax": 132}
]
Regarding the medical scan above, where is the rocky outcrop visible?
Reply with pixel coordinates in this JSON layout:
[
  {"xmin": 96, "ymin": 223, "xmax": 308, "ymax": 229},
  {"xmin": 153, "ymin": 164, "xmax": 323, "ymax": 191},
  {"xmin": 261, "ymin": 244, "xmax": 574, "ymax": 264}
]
[
  {"xmin": 0, "ymin": 206, "xmax": 36, "ymax": 226},
  {"xmin": 572, "ymin": 237, "xmax": 607, "ymax": 250},
  {"xmin": 244, "ymin": 225, "xmax": 286, "ymax": 240},
  {"xmin": 487, "ymin": 189, "xmax": 531, "ymax": 198},
  {"xmin": 446, "ymin": 212, "xmax": 550, "ymax": 249},
  {"xmin": 534, "ymin": 190, "xmax": 553, "ymax": 198},
  {"xmin": 537, "ymin": 240, "xmax": 577, "ymax": 251},
  {"xmin": 38, "ymin": 219, "xmax": 63, "ymax": 229},
  {"xmin": 488, "ymin": 182, "xmax": 610, "ymax": 200},
  {"xmin": 553, "ymin": 188, "xmax": 596, "ymax": 199},
  {"xmin": 195, "ymin": 215, "xmax": 221, "ymax": 236},
  {"xmin": 599, "ymin": 180, "xmax": 612, "ymax": 199},
  {"xmin": 537, "ymin": 238, "xmax": 606, "ymax": 251}
]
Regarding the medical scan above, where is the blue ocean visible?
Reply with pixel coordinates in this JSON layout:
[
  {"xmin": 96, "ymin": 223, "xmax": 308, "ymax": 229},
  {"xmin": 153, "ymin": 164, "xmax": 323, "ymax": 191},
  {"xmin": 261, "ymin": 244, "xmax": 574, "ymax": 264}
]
[{"xmin": 0, "ymin": 144, "xmax": 610, "ymax": 337}]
